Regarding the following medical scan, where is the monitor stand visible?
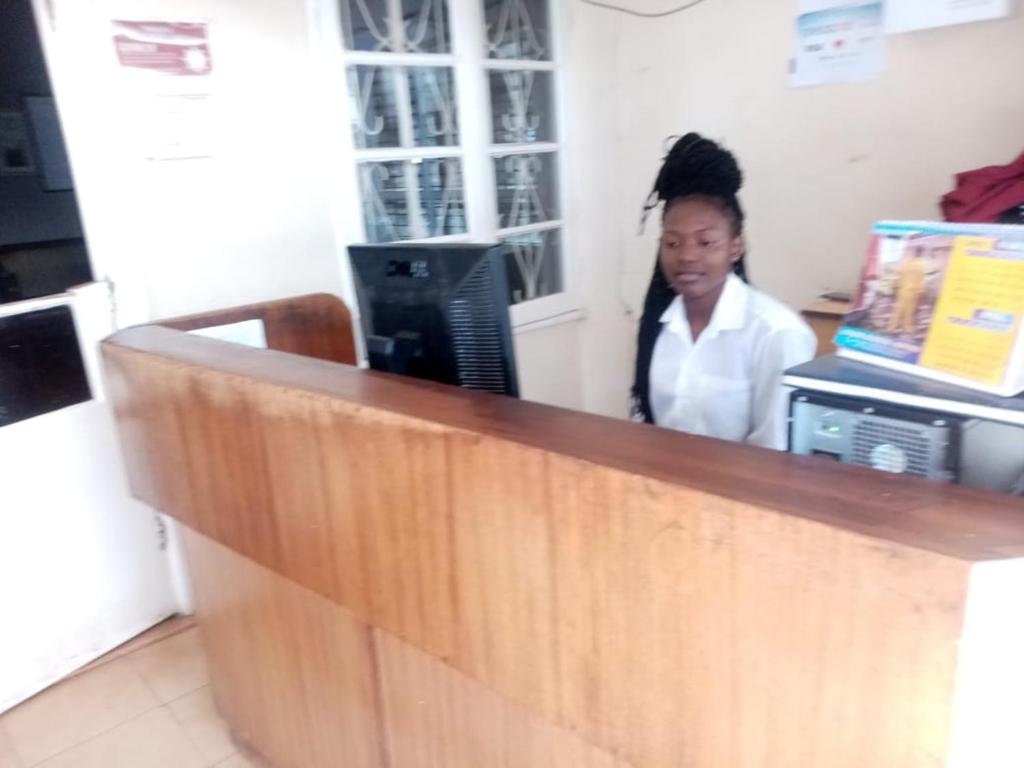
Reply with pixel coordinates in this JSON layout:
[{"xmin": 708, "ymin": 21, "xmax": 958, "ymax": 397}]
[{"xmin": 366, "ymin": 331, "xmax": 423, "ymax": 376}]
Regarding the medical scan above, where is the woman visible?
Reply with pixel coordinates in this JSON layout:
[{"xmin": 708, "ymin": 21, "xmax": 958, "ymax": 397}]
[{"xmin": 631, "ymin": 133, "xmax": 815, "ymax": 450}]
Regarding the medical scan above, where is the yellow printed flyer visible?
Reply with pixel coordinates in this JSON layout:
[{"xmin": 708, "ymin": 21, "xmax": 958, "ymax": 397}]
[{"xmin": 835, "ymin": 221, "xmax": 1024, "ymax": 395}]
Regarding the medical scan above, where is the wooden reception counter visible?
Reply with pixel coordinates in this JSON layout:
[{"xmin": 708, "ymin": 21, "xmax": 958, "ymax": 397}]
[{"xmin": 102, "ymin": 294, "xmax": 1024, "ymax": 768}]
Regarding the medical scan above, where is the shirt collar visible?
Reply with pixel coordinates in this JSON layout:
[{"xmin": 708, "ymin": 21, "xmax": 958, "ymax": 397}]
[{"xmin": 659, "ymin": 274, "xmax": 750, "ymax": 339}]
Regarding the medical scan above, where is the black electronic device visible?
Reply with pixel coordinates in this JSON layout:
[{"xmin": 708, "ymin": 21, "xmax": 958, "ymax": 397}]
[{"xmin": 349, "ymin": 243, "xmax": 519, "ymax": 397}]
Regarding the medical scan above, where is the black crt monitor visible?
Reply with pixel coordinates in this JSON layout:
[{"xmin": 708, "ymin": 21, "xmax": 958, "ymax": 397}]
[{"xmin": 348, "ymin": 243, "xmax": 520, "ymax": 398}]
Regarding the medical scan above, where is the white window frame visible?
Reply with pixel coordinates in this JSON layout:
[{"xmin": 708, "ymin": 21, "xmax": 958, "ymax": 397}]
[{"xmin": 308, "ymin": 0, "xmax": 578, "ymax": 328}]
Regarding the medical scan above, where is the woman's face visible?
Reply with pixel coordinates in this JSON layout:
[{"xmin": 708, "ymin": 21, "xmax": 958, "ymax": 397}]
[{"xmin": 659, "ymin": 197, "xmax": 744, "ymax": 302}]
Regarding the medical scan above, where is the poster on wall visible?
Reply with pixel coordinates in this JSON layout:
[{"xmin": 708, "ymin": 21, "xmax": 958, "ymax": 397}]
[
  {"xmin": 885, "ymin": 0, "xmax": 1014, "ymax": 34},
  {"xmin": 790, "ymin": 1, "xmax": 886, "ymax": 87},
  {"xmin": 111, "ymin": 20, "xmax": 215, "ymax": 160},
  {"xmin": 112, "ymin": 21, "xmax": 212, "ymax": 77}
]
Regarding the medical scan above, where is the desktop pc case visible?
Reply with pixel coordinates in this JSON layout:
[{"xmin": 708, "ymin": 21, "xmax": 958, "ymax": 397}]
[
  {"xmin": 789, "ymin": 390, "xmax": 960, "ymax": 482},
  {"xmin": 786, "ymin": 355, "xmax": 1024, "ymax": 494}
]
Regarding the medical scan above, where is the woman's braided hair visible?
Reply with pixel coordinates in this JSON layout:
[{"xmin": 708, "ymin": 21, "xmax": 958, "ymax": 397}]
[
  {"xmin": 630, "ymin": 133, "xmax": 748, "ymax": 422},
  {"xmin": 641, "ymin": 131, "xmax": 747, "ymax": 280}
]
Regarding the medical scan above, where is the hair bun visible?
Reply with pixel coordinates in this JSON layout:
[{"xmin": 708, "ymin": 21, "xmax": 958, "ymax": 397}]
[{"xmin": 653, "ymin": 133, "xmax": 743, "ymax": 202}]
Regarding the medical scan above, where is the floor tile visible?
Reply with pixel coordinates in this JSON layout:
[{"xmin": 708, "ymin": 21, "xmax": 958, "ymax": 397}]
[
  {"xmin": 34, "ymin": 708, "xmax": 206, "ymax": 768},
  {"xmin": 70, "ymin": 616, "xmax": 197, "ymax": 681},
  {"xmin": 215, "ymin": 755, "xmax": 255, "ymax": 768},
  {"xmin": 2, "ymin": 658, "xmax": 158, "ymax": 765},
  {"xmin": 169, "ymin": 686, "xmax": 235, "ymax": 764},
  {"xmin": 216, "ymin": 743, "xmax": 274, "ymax": 768},
  {"xmin": 0, "ymin": 723, "xmax": 24, "ymax": 768},
  {"xmin": 127, "ymin": 628, "xmax": 209, "ymax": 704}
]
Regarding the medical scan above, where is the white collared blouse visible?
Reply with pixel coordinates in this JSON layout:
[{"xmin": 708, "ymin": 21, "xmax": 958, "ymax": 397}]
[{"xmin": 649, "ymin": 275, "xmax": 816, "ymax": 450}]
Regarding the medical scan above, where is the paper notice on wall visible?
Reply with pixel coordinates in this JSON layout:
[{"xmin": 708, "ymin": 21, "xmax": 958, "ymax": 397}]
[
  {"xmin": 135, "ymin": 93, "xmax": 215, "ymax": 161},
  {"xmin": 112, "ymin": 20, "xmax": 215, "ymax": 160},
  {"xmin": 885, "ymin": 0, "xmax": 1014, "ymax": 34},
  {"xmin": 790, "ymin": 2, "xmax": 886, "ymax": 88},
  {"xmin": 112, "ymin": 21, "xmax": 212, "ymax": 77}
]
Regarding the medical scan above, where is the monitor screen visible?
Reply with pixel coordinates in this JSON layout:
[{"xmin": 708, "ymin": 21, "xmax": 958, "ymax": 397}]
[
  {"xmin": 349, "ymin": 243, "xmax": 519, "ymax": 397},
  {"xmin": 0, "ymin": 304, "xmax": 91, "ymax": 427}
]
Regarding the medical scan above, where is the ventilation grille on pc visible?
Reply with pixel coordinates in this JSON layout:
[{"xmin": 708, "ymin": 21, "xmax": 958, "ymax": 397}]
[
  {"xmin": 851, "ymin": 419, "xmax": 932, "ymax": 477},
  {"xmin": 449, "ymin": 260, "xmax": 507, "ymax": 393}
]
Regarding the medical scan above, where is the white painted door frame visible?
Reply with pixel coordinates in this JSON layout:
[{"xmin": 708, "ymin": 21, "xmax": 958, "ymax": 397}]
[{"xmin": 0, "ymin": 283, "xmax": 185, "ymax": 714}]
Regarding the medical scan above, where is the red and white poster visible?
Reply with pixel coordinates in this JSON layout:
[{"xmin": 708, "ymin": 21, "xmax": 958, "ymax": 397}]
[
  {"xmin": 112, "ymin": 21, "xmax": 212, "ymax": 76},
  {"xmin": 112, "ymin": 20, "xmax": 215, "ymax": 160}
]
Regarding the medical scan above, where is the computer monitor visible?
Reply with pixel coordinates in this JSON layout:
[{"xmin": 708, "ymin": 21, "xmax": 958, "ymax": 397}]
[{"xmin": 349, "ymin": 243, "xmax": 519, "ymax": 397}]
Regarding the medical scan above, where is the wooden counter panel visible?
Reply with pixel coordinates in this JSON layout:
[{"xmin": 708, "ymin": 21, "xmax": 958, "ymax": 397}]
[
  {"xmin": 444, "ymin": 439, "xmax": 966, "ymax": 767},
  {"xmin": 184, "ymin": 529, "xmax": 383, "ymax": 768},
  {"xmin": 104, "ymin": 326, "xmax": 1024, "ymax": 562},
  {"xmin": 183, "ymin": 528, "xmax": 624, "ymax": 768},
  {"xmin": 159, "ymin": 293, "xmax": 357, "ymax": 365},
  {"xmin": 374, "ymin": 629, "xmax": 626, "ymax": 768},
  {"xmin": 100, "ymin": 334, "xmax": 994, "ymax": 767}
]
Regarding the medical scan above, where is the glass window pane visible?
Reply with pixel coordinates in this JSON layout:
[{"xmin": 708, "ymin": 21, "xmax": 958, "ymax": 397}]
[
  {"xmin": 358, "ymin": 159, "xmax": 467, "ymax": 242},
  {"xmin": 483, "ymin": 0, "xmax": 550, "ymax": 61},
  {"xmin": 340, "ymin": 0, "xmax": 393, "ymax": 51},
  {"xmin": 418, "ymin": 158, "xmax": 467, "ymax": 237},
  {"xmin": 494, "ymin": 152, "xmax": 559, "ymax": 228},
  {"xmin": 409, "ymin": 67, "xmax": 459, "ymax": 147},
  {"xmin": 401, "ymin": 0, "xmax": 452, "ymax": 53},
  {"xmin": 488, "ymin": 70, "xmax": 555, "ymax": 144},
  {"xmin": 359, "ymin": 161, "xmax": 413, "ymax": 242},
  {"xmin": 348, "ymin": 66, "xmax": 400, "ymax": 149},
  {"xmin": 503, "ymin": 229, "xmax": 562, "ymax": 304}
]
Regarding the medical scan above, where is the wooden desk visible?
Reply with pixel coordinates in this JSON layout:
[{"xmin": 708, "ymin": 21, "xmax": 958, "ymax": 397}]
[
  {"xmin": 801, "ymin": 297, "xmax": 853, "ymax": 357},
  {"xmin": 102, "ymin": 295, "xmax": 1024, "ymax": 768}
]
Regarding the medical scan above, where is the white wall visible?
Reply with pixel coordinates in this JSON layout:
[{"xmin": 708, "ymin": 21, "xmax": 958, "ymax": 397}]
[
  {"xmin": 562, "ymin": 1, "xmax": 634, "ymax": 417},
  {"xmin": 569, "ymin": 1, "xmax": 1024, "ymax": 417},
  {"xmin": 36, "ymin": 0, "xmax": 347, "ymax": 326},
  {"xmin": 0, "ymin": 285, "xmax": 179, "ymax": 712},
  {"xmin": 514, "ymin": 317, "xmax": 584, "ymax": 409}
]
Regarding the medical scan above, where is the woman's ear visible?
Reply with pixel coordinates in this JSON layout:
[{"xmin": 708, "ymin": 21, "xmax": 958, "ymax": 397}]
[{"xmin": 730, "ymin": 235, "xmax": 746, "ymax": 264}]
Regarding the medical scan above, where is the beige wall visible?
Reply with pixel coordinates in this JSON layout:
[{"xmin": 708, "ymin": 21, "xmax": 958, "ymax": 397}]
[
  {"xmin": 564, "ymin": 0, "xmax": 634, "ymax": 417},
  {"xmin": 514, "ymin": 317, "xmax": 584, "ymax": 409},
  {"xmin": 35, "ymin": 0, "xmax": 346, "ymax": 326},
  {"xmin": 572, "ymin": 1, "xmax": 1024, "ymax": 416}
]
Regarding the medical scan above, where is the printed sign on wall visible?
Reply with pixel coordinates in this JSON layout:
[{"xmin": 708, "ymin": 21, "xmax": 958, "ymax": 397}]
[
  {"xmin": 790, "ymin": 2, "xmax": 886, "ymax": 87},
  {"xmin": 112, "ymin": 21, "xmax": 212, "ymax": 76},
  {"xmin": 111, "ymin": 20, "xmax": 215, "ymax": 160},
  {"xmin": 885, "ymin": 0, "xmax": 1014, "ymax": 34}
]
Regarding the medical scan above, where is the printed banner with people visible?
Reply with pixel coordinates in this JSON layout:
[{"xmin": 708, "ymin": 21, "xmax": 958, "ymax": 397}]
[{"xmin": 835, "ymin": 221, "xmax": 1024, "ymax": 396}]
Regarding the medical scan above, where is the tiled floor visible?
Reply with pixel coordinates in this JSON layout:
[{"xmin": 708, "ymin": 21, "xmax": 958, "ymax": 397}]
[{"xmin": 0, "ymin": 623, "xmax": 263, "ymax": 768}]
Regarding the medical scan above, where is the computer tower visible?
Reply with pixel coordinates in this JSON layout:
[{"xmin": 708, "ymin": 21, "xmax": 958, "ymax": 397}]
[{"xmin": 789, "ymin": 391, "xmax": 960, "ymax": 481}]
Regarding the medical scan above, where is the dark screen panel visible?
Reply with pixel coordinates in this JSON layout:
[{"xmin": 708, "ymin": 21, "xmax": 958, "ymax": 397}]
[
  {"xmin": 349, "ymin": 243, "xmax": 519, "ymax": 397},
  {"xmin": 0, "ymin": 239, "xmax": 93, "ymax": 305},
  {"xmin": 0, "ymin": 305, "xmax": 91, "ymax": 426}
]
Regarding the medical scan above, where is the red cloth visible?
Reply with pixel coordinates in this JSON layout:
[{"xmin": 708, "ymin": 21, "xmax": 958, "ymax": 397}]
[{"xmin": 940, "ymin": 149, "xmax": 1024, "ymax": 223}]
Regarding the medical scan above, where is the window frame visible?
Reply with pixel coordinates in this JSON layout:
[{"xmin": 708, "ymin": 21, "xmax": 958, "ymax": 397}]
[{"xmin": 309, "ymin": 0, "xmax": 579, "ymax": 329}]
